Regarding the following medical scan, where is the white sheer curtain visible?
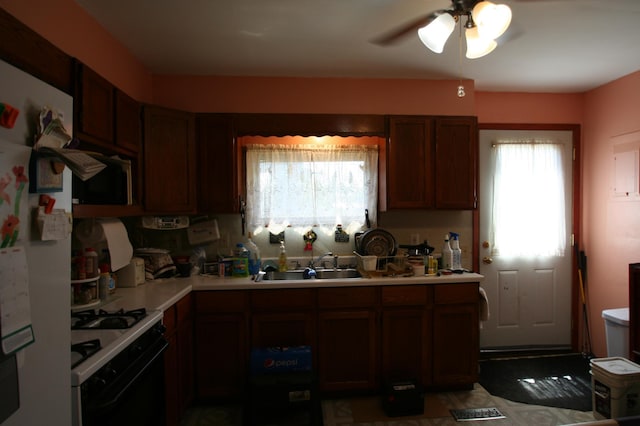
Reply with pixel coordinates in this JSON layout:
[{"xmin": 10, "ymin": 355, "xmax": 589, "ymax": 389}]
[
  {"xmin": 245, "ymin": 144, "xmax": 378, "ymax": 233},
  {"xmin": 491, "ymin": 140, "xmax": 566, "ymax": 257}
]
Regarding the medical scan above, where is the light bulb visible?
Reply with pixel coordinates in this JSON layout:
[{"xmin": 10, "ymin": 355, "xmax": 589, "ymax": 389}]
[{"xmin": 457, "ymin": 85, "xmax": 466, "ymax": 97}]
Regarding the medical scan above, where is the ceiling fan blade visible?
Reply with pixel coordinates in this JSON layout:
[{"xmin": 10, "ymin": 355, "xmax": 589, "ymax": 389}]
[{"xmin": 371, "ymin": 10, "xmax": 443, "ymax": 46}]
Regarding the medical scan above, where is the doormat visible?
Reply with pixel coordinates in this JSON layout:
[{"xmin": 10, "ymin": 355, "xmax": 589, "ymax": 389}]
[
  {"xmin": 450, "ymin": 407, "xmax": 505, "ymax": 421},
  {"xmin": 479, "ymin": 354, "xmax": 592, "ymax": 412}
]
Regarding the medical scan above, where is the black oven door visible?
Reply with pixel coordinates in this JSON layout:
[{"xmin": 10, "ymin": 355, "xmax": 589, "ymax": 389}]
[{"xmin": 81, "ymin": 337, "xmax": 168, "ymax": 426}]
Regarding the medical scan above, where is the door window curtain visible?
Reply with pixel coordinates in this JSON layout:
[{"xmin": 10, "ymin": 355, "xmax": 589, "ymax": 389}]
[
  {"xmin": 491, "ymin": 140, "xmax": 566, "ymax": 257},
  {"xmin": 245, "ymin": 144, "xmax": 378, "ymax": 233}
]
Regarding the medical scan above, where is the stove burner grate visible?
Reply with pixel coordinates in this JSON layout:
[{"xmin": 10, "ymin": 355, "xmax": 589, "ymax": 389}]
[
  {"xmin": 71, "ymin": 308, "xmax": 147, "ymax": 330},
  {"xmin": 71, "ymin": 339, "xmax": 101, "ymax": 369}
]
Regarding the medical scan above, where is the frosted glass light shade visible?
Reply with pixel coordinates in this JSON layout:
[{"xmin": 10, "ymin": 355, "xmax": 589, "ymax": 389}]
[
  {"xmin": 465, "ymin": 26, "xmax": 497, "ymax": 58},
  {"xmin": 472, "ymin": 1, "xmax": 512, "ymax": 40},
  {"xmin": 417, "ymin": 13, "xmax": 456, "ymax": 53}
]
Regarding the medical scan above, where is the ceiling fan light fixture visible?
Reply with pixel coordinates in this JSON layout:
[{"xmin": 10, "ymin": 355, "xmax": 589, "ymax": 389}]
[
  {"xmin": 417, "ymin": 13, "xmax": 456, "ymax": 53},
  {"xmin": 465, "ymin": 26, "xmax": 497, "ymax": 59},
  {"xmin": 472, "ymin": 1, "xmax": 512, "ymax": 40}
]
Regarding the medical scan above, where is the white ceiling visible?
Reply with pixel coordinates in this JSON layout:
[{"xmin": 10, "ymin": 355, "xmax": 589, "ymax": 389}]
[{"xmin": 75, "ymin": 0, "xmax": 640, "ymax": 93}]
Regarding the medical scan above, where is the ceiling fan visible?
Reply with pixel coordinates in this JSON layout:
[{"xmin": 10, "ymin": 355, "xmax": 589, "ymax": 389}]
[{"xmin": 373, "ymin": 0, "xmax": 513, "ymax": 59}]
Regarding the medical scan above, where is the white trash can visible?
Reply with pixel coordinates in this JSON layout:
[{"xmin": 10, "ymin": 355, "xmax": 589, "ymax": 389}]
[
  {"xmin": 591, "ymin": 357, "xmax": 640, "ymax": 419},
  {"xmin": 602, "ymin": 308, "xmax": 629, "ymax": 358}
]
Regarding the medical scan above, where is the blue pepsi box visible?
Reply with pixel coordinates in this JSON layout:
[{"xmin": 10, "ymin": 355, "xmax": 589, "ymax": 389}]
[{"xmin": 250, "ymin": 346, "xmax": 312, "ymax": 374}]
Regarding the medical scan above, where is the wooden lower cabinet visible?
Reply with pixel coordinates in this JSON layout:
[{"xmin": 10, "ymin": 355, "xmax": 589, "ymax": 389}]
[
  {"xmin": 432, "ymin": 283, "xmax": 479, "ymax": 388},
  {"xmin": 381, "ymin": 308, "xmax": 431, "ymax": 386},
  {"xmin": 251, "ymin": 288, "xmax": 316, "ymax": 348},
  {"xmin": 318, "ymin": 309, "xmax": 378, "ymax": 392},
  {"xmin": 317, "ymin": 287, "xmax": 378, "ymax": 392},
  {"xmin": 194, "ymin": 291, "xmax": 248, "ymax": 399},
  {"xmin": 192, "ymin": 282, "xmax": 479, "ymax": 399},
  {"xmin": 164, "ymin": 293, "xmax": 194, "ymax": 426}
]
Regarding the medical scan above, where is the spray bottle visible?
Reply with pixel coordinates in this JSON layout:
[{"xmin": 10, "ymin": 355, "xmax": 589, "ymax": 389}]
[
  {"xmin": 442, "ymin": 234, "xmax": 453, "ymax": 270},
  {"xmin": 450, "ymin": 232, "xmax": 462, "ymax": 271}
]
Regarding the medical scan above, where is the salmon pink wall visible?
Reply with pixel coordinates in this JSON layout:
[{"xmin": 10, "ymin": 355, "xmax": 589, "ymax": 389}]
[
  {"xmin": 0, "ymin": 0, "xmax": 153, "ymax": 102},
  {"xmin": 581, "ymin": 70, "xmax": 640, "ymax": 357},
  {"xmin": 151, "ymin": 75, "xmax": 476, "ymax": 115},
  {"xmin": 475, "ymin": 92, "xmax": 584, "ymax": 124}
]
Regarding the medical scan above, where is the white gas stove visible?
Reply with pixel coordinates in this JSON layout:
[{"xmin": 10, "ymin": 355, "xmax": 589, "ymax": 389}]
[{"xmin": 70, "ymin": 307, "xmax": 167, "ymax": 426}]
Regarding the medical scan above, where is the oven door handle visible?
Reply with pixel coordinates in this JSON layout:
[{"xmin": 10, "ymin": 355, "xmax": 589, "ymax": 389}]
[{"xmin": 88, "ymin": 338, "xmax": 168, "ymax": 413}]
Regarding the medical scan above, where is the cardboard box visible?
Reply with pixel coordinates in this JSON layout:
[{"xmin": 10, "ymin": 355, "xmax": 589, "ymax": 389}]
[{"xmin": 250, "ymin": 346, "xmax": 312, "ymax": 374}]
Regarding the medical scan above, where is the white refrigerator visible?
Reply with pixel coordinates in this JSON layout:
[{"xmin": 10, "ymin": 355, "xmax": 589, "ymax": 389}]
[{"xmin": 0, "ymin": 59, "xmax": 72, "ymax": 426}]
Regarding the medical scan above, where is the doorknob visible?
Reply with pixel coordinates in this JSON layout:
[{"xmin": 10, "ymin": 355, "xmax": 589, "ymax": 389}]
[{"xmin": 482, "ymin": 256, "xmax": 493, "ymax": 264}]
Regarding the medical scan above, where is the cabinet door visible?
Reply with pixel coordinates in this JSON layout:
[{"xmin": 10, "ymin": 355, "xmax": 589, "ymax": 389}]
[
  {"xmin": 432, "ymin": 283, "xmax": 479, "ymax": 389},
  {"xmin": 387, "ymin": 116, "xmax": 434, "ymax": 209},
  {"xmin": 630, "ymin": 263, "xmax": 640, "ymax": 362},
  {"xmin": 163, "ymin": 305, "xmax": 179, "ymax": 426},
  {"xmin": 381, "ymin": 309, "xmax": 431, "ymax": 387},
  {"xmin": 176, "ymin": 294, "xmax": 194, "ymax": 415},
  {"xmin": 317, "ymin": 310, "xmax": 378, "ymax": 392},
  {"xmin": 434, "ymin": 117, "xmax": 477, "ymax": 209},
  {"xmin": 115, "ymin": 89, "xmax": 141, "ymax": 153},
  {"xmin": 196, "ymin": 114, "xmax": 238, "ymax": 213},
  {"xmin": 195, "ymin": 313, "xmax": 247, "ymax": 398},
  {"xmin": 143, "ymin": 106, "xmax": 197, "ymax": 213},
  {"xmin": 76, "ymin": 64, "xmax": 114, "ymax": 146},
  {"xmin": 251, "ymin": 312, "xmax": 315, "ymax": 348}
]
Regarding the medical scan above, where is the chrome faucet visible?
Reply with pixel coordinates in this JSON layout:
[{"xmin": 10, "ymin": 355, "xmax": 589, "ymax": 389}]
[{"xmin": 309, "ymin": 252, "xmax": 334, "ymax": 269}]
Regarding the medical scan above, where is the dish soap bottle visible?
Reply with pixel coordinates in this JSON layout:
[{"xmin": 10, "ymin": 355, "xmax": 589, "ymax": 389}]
[
  {"xmin": 450, "ymin": 232, "xmax": 462, "ymax": 271},
  {"xmin": 442, "ymin": 234, "xmax": 453, "ymax": 270},
  {"xmin": 278, "ymin": 240, "xmax": 288, "ymax": 272}
]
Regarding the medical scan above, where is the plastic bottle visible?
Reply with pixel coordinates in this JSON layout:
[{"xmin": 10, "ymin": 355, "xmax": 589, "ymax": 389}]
[
  {"xmin": 278, "ymin": 241, "xmax": 288, "ymax": 272},
  {"xmin": 84, "ymin": 248, "xmax": 99, "ymax": 279},
  {"xmin": 98, "ymin": 263, "xmax": 110, "ymax": 299},
  {"xmin": 450, "ymin": 232, "xmax": 462, "ymax": 271},
  {"xmin": 232, "ymin": 243, "xmax": 250, "ymax": 277},
  {"xmin": 441, "ymin": 234, "xmax": 453, "ymax": 270},
  {"xmin": 245, "ymin": 232, "xmax": 261, "ymax": 275}
]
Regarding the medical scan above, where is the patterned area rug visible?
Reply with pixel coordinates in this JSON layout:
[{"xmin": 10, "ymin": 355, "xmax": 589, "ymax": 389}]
[
  {"xmin": 181, "ymin": 384, "xmax": 598, "ymax": 426},
  {"xmin": 479, "ymin": 354, "xmax": 593, "ymax": 412}
]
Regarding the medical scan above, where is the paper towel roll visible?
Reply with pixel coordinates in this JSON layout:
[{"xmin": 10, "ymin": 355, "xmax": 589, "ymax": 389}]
[{"xmin": 75, "ymin": 218, "xmax": 133, "ymax": 271}]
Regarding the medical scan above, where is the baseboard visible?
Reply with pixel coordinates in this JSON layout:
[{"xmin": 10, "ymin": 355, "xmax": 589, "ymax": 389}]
[{"xmin": 480, "ymin": 345, "xmax": 574, "ymax": 360}]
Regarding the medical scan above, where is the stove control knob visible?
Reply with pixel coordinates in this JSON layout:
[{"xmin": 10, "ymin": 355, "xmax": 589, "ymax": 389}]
[
  {"xmin": 90, "ymin": 375, "xmax": 108, "ymax": 392},
  {"xmin": 102, "ymin": 366, "xmax": 117, "ymax": 380}
]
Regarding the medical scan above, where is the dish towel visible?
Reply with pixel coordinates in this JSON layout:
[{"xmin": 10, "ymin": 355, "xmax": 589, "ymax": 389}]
[{"xmin": 479, "ymin": 287, "xmax": 490, "ymax": 322}]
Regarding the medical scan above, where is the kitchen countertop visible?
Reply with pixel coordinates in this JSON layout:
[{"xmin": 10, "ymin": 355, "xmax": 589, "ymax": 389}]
[{"xmin": 103, "ymin": 271, "xmax": 484, "ymax": 313}]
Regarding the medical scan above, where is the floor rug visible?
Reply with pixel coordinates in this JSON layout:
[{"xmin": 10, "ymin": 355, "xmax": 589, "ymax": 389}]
[
  {"xmin": 350, "ymin": 393, "xmax": 450, "ymax": 422},
  {"xmin": 479, "ymin": 353, "xmax": 593, "ymax": 412}
]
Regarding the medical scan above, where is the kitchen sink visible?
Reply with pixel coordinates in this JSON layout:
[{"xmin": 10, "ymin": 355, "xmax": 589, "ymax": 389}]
[
  {"xmin": 262, "ymin": 270, "xmax": 307, "ymax": 280},
  {"xmin": 261, "ymin": 268, "xmax": 361, "ymax": 281},
  {"xmin": 314, "ymin": 269, "xmax": 361, "ymax": 279}
]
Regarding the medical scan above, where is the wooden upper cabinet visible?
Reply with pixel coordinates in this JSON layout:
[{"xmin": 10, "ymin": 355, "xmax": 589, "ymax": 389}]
[
  {"xmin": 387, "ymin": 116, "xmax": 435, "ymax": 209},
  {"xmin": 434, "ymin": 117, "xmax": 477, "ymax": 209},
  {"xmin": 143, "ymin": 105, "xmax": 197, "ymax": 214},
  {"xmin": 75, "ymin": 62, "xmax": 142, "ymax": 157},
  {"xmin": 387, "ymin": 115, "xmax": 478, "ymax": 210},
  {"xmin": 75, "ymin": 63, "xmax": 114, "ymax": 146},
  {"xmin": 115, "ymin": 89, "xmax": 141, "ymax": 153},
  {"xmin": 196, "ymin": 114, "xmax": 238, "ymax": 213}
]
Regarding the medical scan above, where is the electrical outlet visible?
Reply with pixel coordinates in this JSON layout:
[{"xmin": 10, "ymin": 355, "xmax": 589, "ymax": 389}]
[
  {"xmin": 220, "ymin": 232, "xmax": 230, "ymax": 248},
  {"xmin": 410, "ymin": 233, "xmax": 420, "ymax": 245}
]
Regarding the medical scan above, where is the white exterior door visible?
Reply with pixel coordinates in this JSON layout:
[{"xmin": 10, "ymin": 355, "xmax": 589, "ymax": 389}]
[{"xmin": 479, "ymin": 129, "xmax": 574, "ymax": 349}]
